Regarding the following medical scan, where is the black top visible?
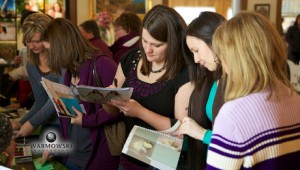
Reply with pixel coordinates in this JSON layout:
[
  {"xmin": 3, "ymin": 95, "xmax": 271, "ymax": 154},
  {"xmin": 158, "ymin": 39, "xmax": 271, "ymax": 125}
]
[{"xmin": 120, "ymin": 48, "xmax": 190, "ymax": 167}]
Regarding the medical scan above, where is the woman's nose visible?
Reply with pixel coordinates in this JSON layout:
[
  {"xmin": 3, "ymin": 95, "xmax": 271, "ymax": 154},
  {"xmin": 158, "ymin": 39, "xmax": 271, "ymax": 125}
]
[
  {"xmin": 194, "ymin": 55, "xmax": 200, "ymax": 63},
  {"xmin": 144, "ymin": 44, "xmax": 152, "ymax": 53}
]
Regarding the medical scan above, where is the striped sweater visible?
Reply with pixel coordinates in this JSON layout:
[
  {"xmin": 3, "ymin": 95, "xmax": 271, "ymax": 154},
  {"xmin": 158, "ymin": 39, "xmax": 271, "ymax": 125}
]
[{"xmin": 207, "ymin": 88, "xmax": 300, "ymax": 169}]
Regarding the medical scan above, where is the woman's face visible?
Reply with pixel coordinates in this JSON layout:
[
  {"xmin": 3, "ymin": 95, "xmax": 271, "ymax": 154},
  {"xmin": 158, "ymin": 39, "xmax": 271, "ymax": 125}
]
[
  {"xmin": 27, "ymin": 32, "xmax": 44, "ymax": 54},
  {"xmin": 186, "ymin": 35, "xmax": 218, "ymax": 71},
  {"xmin": 114, "ymin": 26, "xmax": 128, "ymax": 39},
  {"xmin": 142, "ymin": 28, "xmax": 167, "ymax": 63}
]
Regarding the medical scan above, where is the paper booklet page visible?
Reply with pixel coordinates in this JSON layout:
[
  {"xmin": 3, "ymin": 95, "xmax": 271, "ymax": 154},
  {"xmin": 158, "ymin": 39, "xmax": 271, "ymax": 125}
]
[
  {"xmin": 41, "ymin": 77, "xmax": 85, "ymax": 118},
  {"xmin": 122, "ymin": 122, "xmax": 183, "ymax": 170}
]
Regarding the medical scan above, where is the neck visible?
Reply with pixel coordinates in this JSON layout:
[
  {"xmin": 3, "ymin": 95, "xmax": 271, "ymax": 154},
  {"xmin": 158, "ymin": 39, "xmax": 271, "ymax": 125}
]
[{"xmin": 151, "ymin": 64, "xmax": 166, "ymax": 73}]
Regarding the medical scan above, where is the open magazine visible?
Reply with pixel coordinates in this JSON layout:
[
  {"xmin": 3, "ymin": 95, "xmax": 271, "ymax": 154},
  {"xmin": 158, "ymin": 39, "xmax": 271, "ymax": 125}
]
[
  {"xmin": 41, "ymin": 77, "xmax": 133, "ymax": 118},
  {"xmin": 122, "ymin": 121, "xmax": 182, "ymax": 170}
]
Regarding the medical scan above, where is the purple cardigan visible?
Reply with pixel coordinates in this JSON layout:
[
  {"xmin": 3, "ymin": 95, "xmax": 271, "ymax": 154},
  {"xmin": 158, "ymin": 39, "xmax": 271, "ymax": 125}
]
[
  {"xmin": 109, "ymin": 32, "xmax": 139, "ymax": 64},
  {"xmin": 60, "ymin": 54, "xmax": 122, "ymax": 170}
]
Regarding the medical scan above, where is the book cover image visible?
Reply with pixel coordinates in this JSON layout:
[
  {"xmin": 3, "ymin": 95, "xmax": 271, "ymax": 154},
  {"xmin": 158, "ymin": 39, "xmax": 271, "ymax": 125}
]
[{"xmin": 123, "ymin": 126, "xmax": 183, "ymax": 170}]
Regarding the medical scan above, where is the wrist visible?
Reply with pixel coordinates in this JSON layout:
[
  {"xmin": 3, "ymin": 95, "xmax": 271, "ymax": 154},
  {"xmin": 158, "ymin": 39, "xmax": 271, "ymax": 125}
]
[{"xmin": 199, "ymin": 128, "xmax": 207, "ymax": 141}]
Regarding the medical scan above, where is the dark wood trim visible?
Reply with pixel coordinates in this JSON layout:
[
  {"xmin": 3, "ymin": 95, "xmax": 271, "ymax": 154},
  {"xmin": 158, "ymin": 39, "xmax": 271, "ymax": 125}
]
[
  {"xmin": 276, "ymin": 0, "xmax": 283, "ymax": 35},
  {"xmin": 65, "ymin": 0, "xmax": 77, "ymax": 24},
  {"xmin": 241, "ymin": 0, "xmax": 247, "ymax": 10},
  {"xmin": 162, "ymin": 0, "xmax": 169, "ymax": 6}
]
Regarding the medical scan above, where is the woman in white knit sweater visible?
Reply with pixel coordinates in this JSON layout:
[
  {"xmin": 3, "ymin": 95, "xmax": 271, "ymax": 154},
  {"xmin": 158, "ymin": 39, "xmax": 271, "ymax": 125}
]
[{"xmin": 207, "ymin": 11, "xmax": 300, "ymax": 169}]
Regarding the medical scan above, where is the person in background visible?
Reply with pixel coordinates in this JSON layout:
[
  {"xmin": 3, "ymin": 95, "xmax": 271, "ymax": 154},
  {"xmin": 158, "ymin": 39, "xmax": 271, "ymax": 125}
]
[
  {"xmin": 109, "ymin": 11, "xmax": 141, "ymax": 63},
  {"xmin": 0, "ymin": 114, "xmax": 16, "ymax": 168},
  {"xmin": 10, "ymin": 13, "xmax": 64, "ymax": 137},
  {"xmin": 42, "ymin": 17, "xmax": 119, "ymax": 169},
  {"xmin": 285, "ymin": 14, "xmax": 300, "ymax": 64},
  {"xmin": 106, "ymin": 5, "xmax": 194, "ymax": 169},
  {"xmin": 79, "ymin": 19, "xmax": 113, "ymax": 58},
  {"xmin": 207, "ymin": 11, "xmax": 300, "ymax": 169},
  {"xmin": 5, "ymin": 10, "xmax": 38, "ymax": 109},
  {"xmin": 178, "ymin": 11, "xmax": 226, "ymax": 170}
]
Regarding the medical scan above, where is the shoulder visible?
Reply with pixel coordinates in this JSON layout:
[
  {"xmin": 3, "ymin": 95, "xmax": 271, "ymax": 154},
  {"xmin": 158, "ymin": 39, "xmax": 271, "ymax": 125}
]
[
  {"xmin": 120, "ymin": 48, "xmax": 139, "ymax": 70},
  {"xmin": 92, "ymin": 54, "xmax": 117, "ymax": 71}
]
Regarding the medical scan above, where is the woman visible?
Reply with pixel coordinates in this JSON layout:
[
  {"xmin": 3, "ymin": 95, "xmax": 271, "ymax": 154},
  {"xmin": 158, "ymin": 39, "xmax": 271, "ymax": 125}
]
[
  {"xmin": 79, "ymin": 19, "xmax": 113, "ymax": 58},
  {"xmin": 207, "ymin": 11, "xmax": 300, "ymax": 169},
  {"xmin": 11, "ymin": 13, "xmax": 63, "ymax": 137},
  {"xmin": 108, "ymin": 5, "xmax": 194, "ymax": 169},
  {"xmin": 178, "ymin": 11, "xmax": 226, "ymax": 170},
  {"xmin": 42, "ymin": 18, "xmax": 119, "ymax": 170},
  {"xmin": 109, "ymin": 11, "xmax": 141, "ymax": 63}
]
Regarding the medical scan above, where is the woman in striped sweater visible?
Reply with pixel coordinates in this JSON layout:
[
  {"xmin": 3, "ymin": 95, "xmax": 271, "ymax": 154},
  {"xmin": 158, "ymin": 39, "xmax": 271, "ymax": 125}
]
[{"xmin": 207, "ymin": 11, "xmax": 300, "ymax": 169}]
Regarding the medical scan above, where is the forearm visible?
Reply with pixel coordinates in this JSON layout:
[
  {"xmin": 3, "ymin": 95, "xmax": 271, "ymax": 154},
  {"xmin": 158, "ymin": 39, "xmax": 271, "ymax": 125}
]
[
  {"xmin": 19, "ymin": 102, "xmax": 41, "ymax": 125},
  {"xmin": 138, "ymin": 108, "xmax": 173, "ymax": 131},
  {"xmin": 27, "ymin": 99, "xmax": 56, "ymax": 128}
]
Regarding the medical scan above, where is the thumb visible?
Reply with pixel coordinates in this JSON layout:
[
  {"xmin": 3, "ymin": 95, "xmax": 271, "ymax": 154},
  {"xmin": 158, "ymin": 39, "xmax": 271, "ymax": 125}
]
[{"xmin": 72, "ymin": 106, "xmax": 82, "ymax": 116}]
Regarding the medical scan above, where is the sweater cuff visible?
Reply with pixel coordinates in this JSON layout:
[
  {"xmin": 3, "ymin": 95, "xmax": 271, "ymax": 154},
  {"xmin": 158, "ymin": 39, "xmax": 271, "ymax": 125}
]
[{"xmin": 203, "ymin": 130, "xmax": 212, "ymax": 145}]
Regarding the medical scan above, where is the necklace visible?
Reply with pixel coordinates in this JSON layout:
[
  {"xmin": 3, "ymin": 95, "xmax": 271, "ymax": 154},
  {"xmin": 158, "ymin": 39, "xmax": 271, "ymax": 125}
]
[{"xmin": 150, "ymin": 65, "xmax": 166, "ymax": 73}]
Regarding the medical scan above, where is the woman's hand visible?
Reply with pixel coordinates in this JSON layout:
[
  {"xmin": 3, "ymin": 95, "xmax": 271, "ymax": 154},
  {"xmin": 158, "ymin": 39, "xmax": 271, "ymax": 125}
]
[
  {"xmin": 70, "ymin": 106, "xmax": 83, "ymax": 126},
  {"xmin": 109, "ymin": 99, "xmax": 145, "ymax": 118},
  {"xmin": 178, "ymin": 117, "xmax": 207, "ymax": 141},
  {"xmin": 15, "ymin": 121, "xmax": 34, "ymax": 137},
  {"xmin": 10, "ymin": 120, "xmax": 21, "ymax": 130},
  {"xmin": 40, "ymin": 150, "xmax": 51, "ymax": 164}
]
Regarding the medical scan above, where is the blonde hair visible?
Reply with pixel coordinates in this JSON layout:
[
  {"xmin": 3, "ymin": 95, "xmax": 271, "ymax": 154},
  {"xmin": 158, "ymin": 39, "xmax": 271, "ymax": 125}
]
[
  {"xmin": 213, "ymin": 11, "xmax": 293, "ymax": 102},
  {"xmin": 22, "ymin": 13, "xmax": 52, "ymax": 65}
]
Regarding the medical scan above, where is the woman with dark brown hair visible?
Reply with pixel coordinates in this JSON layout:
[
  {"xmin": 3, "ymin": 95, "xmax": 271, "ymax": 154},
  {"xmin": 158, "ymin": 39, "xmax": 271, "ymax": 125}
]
[{"xmin": 42, "ymin": 18, "xmax": 119, "ymax": 169}]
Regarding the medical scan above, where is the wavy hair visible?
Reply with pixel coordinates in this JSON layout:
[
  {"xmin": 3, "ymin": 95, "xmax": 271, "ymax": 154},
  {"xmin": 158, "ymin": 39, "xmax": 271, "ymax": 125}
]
[
  {"xmin": 22, "ymin": 13, "xmax": 52, "ymax": 65},
  {"xmin": 213, "ymin": 11, "xmax": 293, "ymax": 101}
]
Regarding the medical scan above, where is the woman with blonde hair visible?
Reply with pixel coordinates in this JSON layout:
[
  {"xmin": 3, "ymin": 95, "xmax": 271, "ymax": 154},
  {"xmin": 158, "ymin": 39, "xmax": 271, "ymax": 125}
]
[
  {"xmin": 11, "ymin": 13, "xmax": 64, "ymax": 137},
  {"xmin": 206, "ymin": 11, "xmax": 300, "ymax": 169}
]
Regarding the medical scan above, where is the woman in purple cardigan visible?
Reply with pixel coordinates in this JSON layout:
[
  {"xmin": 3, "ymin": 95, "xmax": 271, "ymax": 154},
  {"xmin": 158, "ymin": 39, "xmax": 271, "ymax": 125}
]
[{"xmin": 42, "ymin": 18, "xmax": 120, "ymax": 170}]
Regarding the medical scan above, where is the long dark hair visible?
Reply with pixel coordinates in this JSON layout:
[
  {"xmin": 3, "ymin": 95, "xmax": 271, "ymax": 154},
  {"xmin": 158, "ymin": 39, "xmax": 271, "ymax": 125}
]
[
  {"xmin": 140, "ymin": 5, "xmax": 187, "ymax": 81},
  {"xmin": 183, "ymin": 11, "xmax": 226, "ymax": 90}
]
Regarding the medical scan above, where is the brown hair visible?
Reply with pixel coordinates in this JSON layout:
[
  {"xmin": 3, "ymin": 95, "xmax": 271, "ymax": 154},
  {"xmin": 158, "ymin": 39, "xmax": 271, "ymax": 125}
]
[
  {"xmin": 140, "ymin": 5, "xmax": 187, "ymax": 81},
  {"xmin": 113, "ymin": 11, "xmax": 141, "ymax": 33},
  {"xmin": 42, "ymin": 18, "xmax": 99, "ymax": 74}
]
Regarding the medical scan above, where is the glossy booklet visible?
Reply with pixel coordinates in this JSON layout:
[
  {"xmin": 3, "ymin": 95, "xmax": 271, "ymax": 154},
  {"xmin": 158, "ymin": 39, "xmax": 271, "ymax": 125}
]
[
  {"xmin": 41, "ymin": 77, "xmax": 133, "ymax": 118},
  {"xmin": 122, "ymin": 121, "xmax": 182, "ymax": 170}
]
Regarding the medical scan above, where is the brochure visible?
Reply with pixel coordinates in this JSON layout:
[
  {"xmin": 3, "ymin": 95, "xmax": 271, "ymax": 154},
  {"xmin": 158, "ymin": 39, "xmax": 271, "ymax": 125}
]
[
  {"xmin": 41, "ymin": 77, "xmax": 133, "ymax": 118},
  {"xmin": 122, "ymin": 122, "xmax": 183, "ymax": 170},
  {"xmin": 76, "ymin": 85, "xmax": 133, "ymax": 104}
]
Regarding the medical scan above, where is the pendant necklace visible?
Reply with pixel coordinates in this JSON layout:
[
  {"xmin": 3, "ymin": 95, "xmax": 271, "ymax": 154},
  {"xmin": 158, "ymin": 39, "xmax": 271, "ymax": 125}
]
[{"xmin": 150, "ymin": 65, "xmax": 166, "ymax": 73}]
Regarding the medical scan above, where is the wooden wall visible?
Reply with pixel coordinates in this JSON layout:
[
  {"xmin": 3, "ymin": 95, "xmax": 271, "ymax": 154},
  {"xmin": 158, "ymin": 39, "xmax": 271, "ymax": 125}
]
[{"xmin": 168, "ymin": 0, "xmax": 231, "ymax": 18}]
